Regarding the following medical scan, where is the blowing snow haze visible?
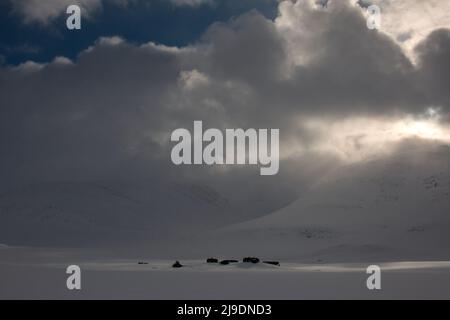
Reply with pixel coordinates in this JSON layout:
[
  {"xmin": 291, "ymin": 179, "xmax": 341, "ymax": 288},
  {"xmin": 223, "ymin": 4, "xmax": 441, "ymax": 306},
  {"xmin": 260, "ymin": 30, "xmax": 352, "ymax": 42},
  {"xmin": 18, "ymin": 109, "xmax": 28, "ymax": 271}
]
[{"xmin": 1, "ymin": 0, "xmax": 450, "ymax": 259}]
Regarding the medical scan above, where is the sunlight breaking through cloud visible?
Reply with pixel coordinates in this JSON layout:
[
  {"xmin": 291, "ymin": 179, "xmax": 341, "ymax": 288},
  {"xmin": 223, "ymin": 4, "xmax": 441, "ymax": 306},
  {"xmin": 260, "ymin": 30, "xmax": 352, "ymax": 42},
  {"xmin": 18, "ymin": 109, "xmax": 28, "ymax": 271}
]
[{"xmin": 296, "ymin": 112, "xmax": 450, "ymax": 162}]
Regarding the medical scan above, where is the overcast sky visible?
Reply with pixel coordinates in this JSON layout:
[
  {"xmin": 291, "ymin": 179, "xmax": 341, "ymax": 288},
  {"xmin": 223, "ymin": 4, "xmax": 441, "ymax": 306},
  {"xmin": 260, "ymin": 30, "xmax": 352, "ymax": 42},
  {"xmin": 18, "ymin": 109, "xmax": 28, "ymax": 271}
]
[{"xmin": 1, "ymin": 0, "xmax": 450, "ymax": 204}]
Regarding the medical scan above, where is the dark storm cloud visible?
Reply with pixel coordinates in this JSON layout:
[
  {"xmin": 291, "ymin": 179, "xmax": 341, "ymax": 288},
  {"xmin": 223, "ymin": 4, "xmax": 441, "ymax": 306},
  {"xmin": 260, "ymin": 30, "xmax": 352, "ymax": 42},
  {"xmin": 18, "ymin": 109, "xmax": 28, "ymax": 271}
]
[
  {"xmin": 281, "ymin": 5, "xmax": 421, "ymax": 116},
  {"xmin": 1, "ymin": 0, "xmax": 450, "ymax": 197},
  {"xmin": 201, "ymin": 11, "xmax": 285, "ymax": 84},
  {"xmin": 173, "ymin": 1, "xmax": 430, "ymax": 132},
  {"xmin": 0, "ymin": 39, "xmax": 181, "ymax": 184},
  {"xmin": 415, "ymin": 29, "xmax": 450, "ymax": 121}
]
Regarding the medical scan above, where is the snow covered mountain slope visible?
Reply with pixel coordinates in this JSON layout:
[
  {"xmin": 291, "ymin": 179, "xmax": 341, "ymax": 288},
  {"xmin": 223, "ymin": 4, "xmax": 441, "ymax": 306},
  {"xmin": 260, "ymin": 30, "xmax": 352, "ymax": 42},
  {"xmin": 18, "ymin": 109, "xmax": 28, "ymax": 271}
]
[
  {"xmin": 2, "ymin": 139, "xmax": 449, "ymax": 262},
  {"xmin": 208, "ymin": 141, "xmax": 450, "ymax": 261},
  {"xmin": 0, "ymin": 180, "xmax": 236, "ymax": 247}
]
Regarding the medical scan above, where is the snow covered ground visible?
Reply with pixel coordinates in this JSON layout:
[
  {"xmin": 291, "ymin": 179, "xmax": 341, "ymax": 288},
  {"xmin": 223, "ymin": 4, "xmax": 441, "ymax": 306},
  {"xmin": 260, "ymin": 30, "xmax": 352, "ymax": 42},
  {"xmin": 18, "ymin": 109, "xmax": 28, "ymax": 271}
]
[
  {"xmin": 1, "ymin": 142, "xmax": 450, "ymax": 299},
  {"xmin": 199, "ymin": 142, "xmax": 450, "ymax": 262},
  {"xmin": 1, "ymin": 246, "xmax": 450, "ymax": 299}
]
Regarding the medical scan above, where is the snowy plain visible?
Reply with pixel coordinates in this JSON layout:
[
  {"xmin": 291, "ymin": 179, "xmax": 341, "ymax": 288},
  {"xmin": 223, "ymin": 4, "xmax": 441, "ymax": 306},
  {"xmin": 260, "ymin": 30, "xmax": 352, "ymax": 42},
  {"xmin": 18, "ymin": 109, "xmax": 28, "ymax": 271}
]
[
  {"xmin": 2, "ymin": 246, "xmax": 450, "ymax": 299},
  {"xmin": 1, "ymin": 142, "xmax": 450, "ymax": 299}
]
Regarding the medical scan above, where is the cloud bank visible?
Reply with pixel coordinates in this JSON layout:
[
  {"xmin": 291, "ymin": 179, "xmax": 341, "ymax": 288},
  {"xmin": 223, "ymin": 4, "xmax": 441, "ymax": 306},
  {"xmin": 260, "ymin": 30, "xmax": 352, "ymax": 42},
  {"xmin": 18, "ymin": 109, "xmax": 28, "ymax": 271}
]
[{"xmin": 1, "ymin": 0, "xmax": 450, "ymax": 201}]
